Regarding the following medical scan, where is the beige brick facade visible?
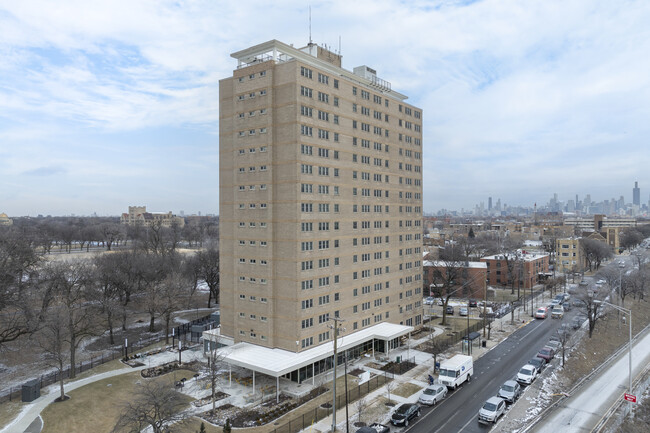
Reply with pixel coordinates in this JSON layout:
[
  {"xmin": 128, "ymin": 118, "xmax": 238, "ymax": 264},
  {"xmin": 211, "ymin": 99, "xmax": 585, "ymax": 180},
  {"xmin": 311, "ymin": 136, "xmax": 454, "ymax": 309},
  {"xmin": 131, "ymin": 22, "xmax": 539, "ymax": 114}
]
[{"xmin": 219, "ymin": 40, "xmax": 423, "ymax": 352}]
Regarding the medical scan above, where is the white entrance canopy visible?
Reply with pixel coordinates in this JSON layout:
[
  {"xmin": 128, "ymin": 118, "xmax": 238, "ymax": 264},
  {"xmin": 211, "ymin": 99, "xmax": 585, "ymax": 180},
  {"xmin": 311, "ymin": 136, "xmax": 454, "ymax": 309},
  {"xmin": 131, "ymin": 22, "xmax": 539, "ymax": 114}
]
[{"xmin": 203, "ymin": 322, "xmax": 413, "ymax": 378}]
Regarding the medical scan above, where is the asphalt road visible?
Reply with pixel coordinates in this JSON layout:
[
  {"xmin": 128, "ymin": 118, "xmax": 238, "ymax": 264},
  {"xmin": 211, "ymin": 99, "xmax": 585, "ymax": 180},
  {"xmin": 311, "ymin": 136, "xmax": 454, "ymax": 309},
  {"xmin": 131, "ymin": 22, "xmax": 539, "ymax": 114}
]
[{"xmin": 404, "ymin": 307, "xmax": 577, "ymax": 433}]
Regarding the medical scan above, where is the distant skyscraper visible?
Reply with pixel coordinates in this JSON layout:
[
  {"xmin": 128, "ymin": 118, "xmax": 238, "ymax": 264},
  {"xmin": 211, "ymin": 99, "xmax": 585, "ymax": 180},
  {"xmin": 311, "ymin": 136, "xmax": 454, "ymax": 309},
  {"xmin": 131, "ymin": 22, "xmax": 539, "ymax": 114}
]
[
  {"xmin": 488, "ymin": 197, "xmax": 492, "ymax": 210},
  {"xmin": 633, "ymin": 181, "xmax": 640, "ymax": 206}
]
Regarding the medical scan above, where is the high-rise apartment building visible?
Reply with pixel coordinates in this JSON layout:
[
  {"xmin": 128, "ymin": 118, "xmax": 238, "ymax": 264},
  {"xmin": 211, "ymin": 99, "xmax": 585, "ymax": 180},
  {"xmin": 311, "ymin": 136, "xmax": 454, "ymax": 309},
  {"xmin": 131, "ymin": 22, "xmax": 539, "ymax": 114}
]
[{"xmin": 218, "ymin": 40, "xmax": 423, "ymax": 361}]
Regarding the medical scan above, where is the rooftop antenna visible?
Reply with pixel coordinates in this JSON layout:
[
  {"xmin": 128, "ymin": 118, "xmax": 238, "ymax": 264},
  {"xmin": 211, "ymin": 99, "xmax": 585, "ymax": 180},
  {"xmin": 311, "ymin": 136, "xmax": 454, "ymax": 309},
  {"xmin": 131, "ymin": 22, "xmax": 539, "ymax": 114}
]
[
  {"xmin": 338, "ymin": 35, "xmax": 341, "ymax": 55},
  {"xmin": 309, "ymin": 6, "xmax": 312, "ymax": 45}
]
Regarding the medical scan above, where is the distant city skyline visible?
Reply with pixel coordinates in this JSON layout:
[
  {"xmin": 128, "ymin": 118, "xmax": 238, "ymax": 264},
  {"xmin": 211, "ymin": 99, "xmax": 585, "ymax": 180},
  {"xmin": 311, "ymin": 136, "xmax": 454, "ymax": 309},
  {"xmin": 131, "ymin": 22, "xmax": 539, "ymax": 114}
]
[{"xmin": 2, "ymin": 1, "xmax": 650, "ymax": 216}]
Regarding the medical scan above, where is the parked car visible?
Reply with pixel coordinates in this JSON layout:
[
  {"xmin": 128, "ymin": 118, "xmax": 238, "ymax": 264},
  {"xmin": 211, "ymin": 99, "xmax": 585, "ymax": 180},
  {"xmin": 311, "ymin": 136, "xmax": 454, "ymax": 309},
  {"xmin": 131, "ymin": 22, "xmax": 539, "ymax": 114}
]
[
  {"xmin": 579, "ymin": 280, "xmax": 588, "ymax": 286},
  {"xmin": 551, "ymin": 305, "xmax": 564, "ymax": 319},
  {"xmin": 537, "ymin": 347, "xmax": 555, "ymax": 362},
  {"xmin": 459, "ymin": 307, "xmax": 469, "ymax": 316},
  {"xmin": 517, "ymin": 364, "xmax": 538, "ymax": 385},
  {"xmin": 572, "ymin": 316, "xmax": 585, "ymax": 329},
  {"xmin": 596, "ymin": 279, "xmax": 606, "ymax": 285},
  {"xmin": 357, "ymin": 423, "xmax": 390, "ymax": 433},
  {"xmin": 469, "ymin": 299, "xmax": 478, "ymax": 308},
  {"xmin": 545, "ymin": 340, "xmax": 561, "ymax": 352},
  {"xmin": 562, "ymin": 293, "xmax": 571, "ymax": 302},
  {"xmin": 554, "ymin": 294, "xmax": 565, "ymax": 305},
  {"xmin": 418, "ymin": 384, "xmax": 447, "ymax": 406},
  {"xmin": 424, "ymin": 296, "xmax": 436, "ymax": 305},
  {"xmin": 446, "ymin": 305, "xmax": 454, "ymax": 315},
  {"xmin": 390, "ymin": 403, "xmax": 420, "ymax": 426},
  {"xmin": 535, "ymin": 307, "xmax": 548, "ymax": 319},
  {"xmin": 497, "ymin": 380, "xmax": 521, "ymax": 403},
  {"xmin": 573, "ymin": 299, "xmax": 586, "ymax": 307},
  {"xmin": 528, "ymin": 357, "xmax": 545, "ymax": 374},
  {"xmin": 478, "ymin": 396, "xmax": 506, "ymax": 424}
]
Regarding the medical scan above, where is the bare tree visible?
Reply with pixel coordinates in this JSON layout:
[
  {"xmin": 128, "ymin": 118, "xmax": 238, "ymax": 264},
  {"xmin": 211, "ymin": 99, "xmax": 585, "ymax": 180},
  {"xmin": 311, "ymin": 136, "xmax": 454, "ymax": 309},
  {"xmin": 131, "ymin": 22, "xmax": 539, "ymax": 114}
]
[
  {"xmin": 158, "ymin": 272, "xmax": 190, "ymax": 343},
  {"xmin": 93, "ymin": 254, "xmax": 122, "ymax": 345},
  {"xmin": 555, "ymin": 328, "xmax": 571, "ymax": 367},
  {"xmin": 431, "ymin": 243, "xmax": 466, "ymax": 326},
  {"xmin": 620, "ymin": 273, "xmax": 639, "ymax": 307},
  {"xmin": 195, "ymin": 247, "xmax": 220, "ymax": 308},
  {"xmin": 355, "ymin": 396, "xmax": 367, "ymax": 424},
  {"xmin": 38, "ymin": 308, "xmax": 70, "ymax": 402},
  {"xmin": 0, "ymin": 230, "xmax": 50, "ymax": 347},
  {"xmin": 202, "ymin": 339, "xmax": 226, "ymax": 413},
  {"xmin": 620, "ymin": 229, "xmax": 644, "ymax": 252},
  {"xmin": 595, "ymin": 267, "xmax": 620, "ymax": 292},
  {"xmin": 576, "ymin": 288, "xmax": 604, "ymax": 338},
  {"xmin": 45, "ymin": 261, "xmax": 99, "ymax": 378},
  {"xmin": 384, "ymin": 377, "xmax": 394, "ymax": 405},
  {"xmin": 112, "ymin": 380, "xmax": 190, "ymax": 433},
  {"xmin": 99, "ymin": 222, "xmax": 123, "ymax": 251},
  {"xmin": 581, "ymin": 238, "xmax": 613, "ymax": 271},
  {"xmin": 426, "ymin": 332, "xmax": 447, "ymax": 374}
]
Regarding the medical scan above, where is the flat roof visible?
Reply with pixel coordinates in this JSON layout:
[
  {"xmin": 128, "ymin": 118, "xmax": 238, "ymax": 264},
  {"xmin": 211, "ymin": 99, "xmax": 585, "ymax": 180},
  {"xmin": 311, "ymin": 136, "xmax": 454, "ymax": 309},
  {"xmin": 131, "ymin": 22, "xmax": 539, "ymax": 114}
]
[
  {"xmin": 230, "ymin": 39, "xmax": 409, "ymax": 102},
  {"xmin": 204, "ymin": 322, "xmax": 413, "ymax": 377},
  {"xmin": 482, "ymin": 251, "xmax": 549, "ymax": 262},
  {"xmin": 423, "ymin": 260, "xmax": 487, "ymax": 269}
]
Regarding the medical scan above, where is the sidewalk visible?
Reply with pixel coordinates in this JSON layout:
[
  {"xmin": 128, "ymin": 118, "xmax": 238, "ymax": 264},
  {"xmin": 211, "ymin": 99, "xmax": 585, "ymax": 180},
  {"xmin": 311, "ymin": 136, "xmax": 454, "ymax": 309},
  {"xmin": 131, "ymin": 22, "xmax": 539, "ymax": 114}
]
[
  {"xmin": 1, "ymin": 349, "xmax": 207, "ymax": 433},
  {"xmin": 310, "ymin": 305, "xmax": 535, "ymax": 433}
]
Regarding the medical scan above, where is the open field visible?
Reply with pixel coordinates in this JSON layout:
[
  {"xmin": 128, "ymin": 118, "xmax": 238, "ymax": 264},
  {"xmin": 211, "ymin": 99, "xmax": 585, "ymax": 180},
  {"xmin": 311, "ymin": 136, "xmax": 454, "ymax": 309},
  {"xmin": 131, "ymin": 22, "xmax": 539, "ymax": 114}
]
[{"xmin": 40, "ymin": 369, "xmax": 196, "ymax": 433}]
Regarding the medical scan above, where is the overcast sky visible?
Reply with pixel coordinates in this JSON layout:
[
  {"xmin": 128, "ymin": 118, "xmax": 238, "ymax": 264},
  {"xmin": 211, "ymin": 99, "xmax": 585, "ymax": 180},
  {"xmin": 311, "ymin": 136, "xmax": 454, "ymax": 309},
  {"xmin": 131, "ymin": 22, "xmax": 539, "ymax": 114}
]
[{"xmin": 2, "ymin": 0, "xmax": 649, "ymax": 216}]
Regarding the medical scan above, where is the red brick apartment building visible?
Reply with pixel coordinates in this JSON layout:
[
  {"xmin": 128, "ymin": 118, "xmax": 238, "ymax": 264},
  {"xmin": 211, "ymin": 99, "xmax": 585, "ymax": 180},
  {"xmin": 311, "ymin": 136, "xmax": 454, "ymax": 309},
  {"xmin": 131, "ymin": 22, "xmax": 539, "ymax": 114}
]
[
  {"xmin": 480, "ymin": 251, "xmax": 550, "ymax": 289},
  {"xmin": 423, "ymin": 260, "xmax": 487, "ymax": 299}
]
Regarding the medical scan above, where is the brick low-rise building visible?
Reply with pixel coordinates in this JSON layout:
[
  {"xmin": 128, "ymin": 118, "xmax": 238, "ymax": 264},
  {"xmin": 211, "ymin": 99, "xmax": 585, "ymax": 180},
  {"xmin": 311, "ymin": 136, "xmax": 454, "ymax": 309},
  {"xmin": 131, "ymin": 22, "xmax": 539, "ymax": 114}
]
[
  {"xmin": 556, "ymin": 237, "xmax": 586, "ymax": 273},
  {"xmin": 481, "ymin": 251, "xmax": 550, "ymax": 289},
  {"xmin": 423, "ymin": 260, "xmax": 487, "ymax": 300}
]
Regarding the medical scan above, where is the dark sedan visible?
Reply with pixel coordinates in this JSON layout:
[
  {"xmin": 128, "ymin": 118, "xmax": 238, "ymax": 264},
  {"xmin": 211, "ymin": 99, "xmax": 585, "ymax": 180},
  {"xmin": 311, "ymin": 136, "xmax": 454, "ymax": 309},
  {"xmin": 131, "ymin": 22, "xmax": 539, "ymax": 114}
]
[
  {"xmin": 391, "ymin": 403, "xmax": 421, "ymax": 426},
  {"xmin": 528, "ymin": 357, "xmax": 545, "ymax": 374}
]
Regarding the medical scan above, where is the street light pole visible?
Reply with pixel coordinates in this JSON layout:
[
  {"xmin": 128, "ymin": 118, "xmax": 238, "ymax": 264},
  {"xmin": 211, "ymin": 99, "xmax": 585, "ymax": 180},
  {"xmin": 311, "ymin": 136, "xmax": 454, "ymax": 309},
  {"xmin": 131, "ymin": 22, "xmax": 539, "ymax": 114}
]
[
  {"xmin": 328, "ymin": 317, "xmax": 345, "ymax": 433},
  {"xmin": 596, "ymin": 300, "xmax": 632, "ymax": 406}
]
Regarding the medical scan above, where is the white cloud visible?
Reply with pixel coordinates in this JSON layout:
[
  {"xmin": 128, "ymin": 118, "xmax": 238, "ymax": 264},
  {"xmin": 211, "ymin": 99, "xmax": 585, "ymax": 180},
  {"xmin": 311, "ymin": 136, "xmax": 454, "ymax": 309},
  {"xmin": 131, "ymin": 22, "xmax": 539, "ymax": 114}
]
[{"xmin": 1, "ymin": 0, "xmax": 649, "ymax": 215}]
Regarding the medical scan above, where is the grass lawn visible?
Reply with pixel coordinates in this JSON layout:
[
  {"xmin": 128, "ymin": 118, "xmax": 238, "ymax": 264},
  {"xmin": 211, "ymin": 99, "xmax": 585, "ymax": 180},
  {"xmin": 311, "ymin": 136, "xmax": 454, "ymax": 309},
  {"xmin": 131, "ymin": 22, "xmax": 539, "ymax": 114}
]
[
  {"xmin": 40, "ymin": 369, "xmax": 196, "ymax": 433},
  {"xmin": 392, "ymin": 382, "xmax": 423, "ymax": 398},
  {"xmin": 0, "ymin": 400, "xmax": 23, "ymax": 431}
]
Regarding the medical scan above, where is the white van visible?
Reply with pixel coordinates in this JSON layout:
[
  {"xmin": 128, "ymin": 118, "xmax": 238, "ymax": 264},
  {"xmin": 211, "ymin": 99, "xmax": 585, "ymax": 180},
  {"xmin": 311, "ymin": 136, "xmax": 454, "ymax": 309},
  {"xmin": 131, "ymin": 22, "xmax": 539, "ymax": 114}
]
[{"xmin": 438, "ymin": 354, "xmax": 473, "ymax": 390}]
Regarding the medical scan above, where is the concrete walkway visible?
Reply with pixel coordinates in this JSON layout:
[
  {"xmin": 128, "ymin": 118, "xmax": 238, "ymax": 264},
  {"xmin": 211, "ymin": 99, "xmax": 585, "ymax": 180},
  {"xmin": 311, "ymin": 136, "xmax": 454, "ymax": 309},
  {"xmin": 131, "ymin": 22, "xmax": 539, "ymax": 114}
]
[
  {"xmin": 311, "ymin": 309, "xmax": 527, "ymax": 433},
  {"xmin": 1, "ymin": 347, "xmax": 209, "ymax": 433},
  {"xmin": 1, "ymin": 366, "xmax": 148, "ymax": 433}
]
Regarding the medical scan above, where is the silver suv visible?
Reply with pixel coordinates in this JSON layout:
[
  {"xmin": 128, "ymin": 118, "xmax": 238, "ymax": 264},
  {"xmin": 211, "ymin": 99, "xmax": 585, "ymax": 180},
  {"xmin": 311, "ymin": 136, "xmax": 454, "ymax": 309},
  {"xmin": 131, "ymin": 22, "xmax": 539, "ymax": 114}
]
[
  {"xmin": 497, "ymin": 380, "xmax": 521, "ymax": 403},
  {"xmin": 478, "ymin": 396, "xmax": 506, "ymax": 424}
]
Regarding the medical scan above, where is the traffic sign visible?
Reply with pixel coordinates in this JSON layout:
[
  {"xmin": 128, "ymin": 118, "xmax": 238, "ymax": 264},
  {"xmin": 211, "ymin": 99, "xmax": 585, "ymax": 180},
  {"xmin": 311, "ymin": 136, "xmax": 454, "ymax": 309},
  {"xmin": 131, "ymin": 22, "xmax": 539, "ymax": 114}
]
[{"xmin": 624, "ymin": 393, "xmax": 637, "ymax": 403}]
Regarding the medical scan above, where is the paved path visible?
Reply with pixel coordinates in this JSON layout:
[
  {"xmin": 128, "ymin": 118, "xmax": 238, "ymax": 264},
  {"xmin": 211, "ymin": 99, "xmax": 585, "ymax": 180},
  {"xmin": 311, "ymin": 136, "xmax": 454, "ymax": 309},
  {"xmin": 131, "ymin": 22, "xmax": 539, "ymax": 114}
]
[
  {"xmin": 1, "ymin": 366, "xmax": 148, "ymax": 433},
  {"xmin": 2, "ymin": 347, "xmax": 207, "ymax": 433},
  {"xmin": 532, "ymin": 330, "xmax": 650, "ymax": 433}
]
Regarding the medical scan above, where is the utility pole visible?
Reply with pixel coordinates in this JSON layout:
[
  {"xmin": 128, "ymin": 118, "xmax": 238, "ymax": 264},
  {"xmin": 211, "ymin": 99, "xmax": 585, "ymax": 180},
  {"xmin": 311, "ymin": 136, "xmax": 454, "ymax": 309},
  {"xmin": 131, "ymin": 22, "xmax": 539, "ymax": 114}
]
[{"xmin": 328, "ymin": 316, "xmax": 345, "ymax": 433}]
